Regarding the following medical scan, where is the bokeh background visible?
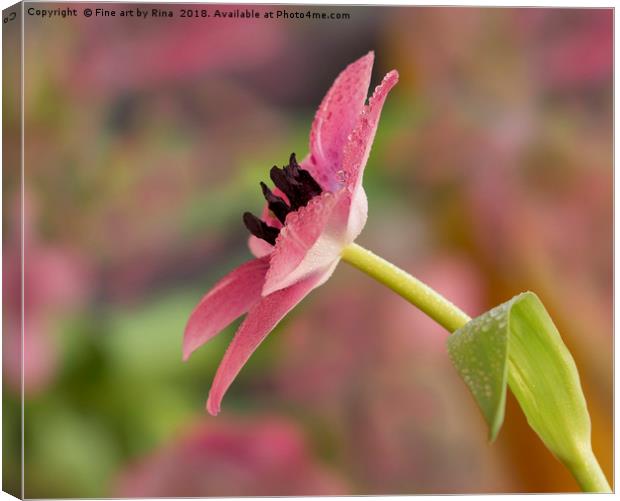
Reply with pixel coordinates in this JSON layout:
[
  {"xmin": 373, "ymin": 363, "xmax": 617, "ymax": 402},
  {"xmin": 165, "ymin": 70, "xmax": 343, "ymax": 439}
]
[{"xmin": 3, "ymin": 4, "xmax": 612, "ymax": 496}]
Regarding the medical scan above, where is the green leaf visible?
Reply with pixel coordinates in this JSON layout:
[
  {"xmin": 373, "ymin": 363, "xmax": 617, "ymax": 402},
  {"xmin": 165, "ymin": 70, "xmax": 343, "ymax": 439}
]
[{"xmin": 446, "ymin": 292, "xmax": 609, "ymax": 492}]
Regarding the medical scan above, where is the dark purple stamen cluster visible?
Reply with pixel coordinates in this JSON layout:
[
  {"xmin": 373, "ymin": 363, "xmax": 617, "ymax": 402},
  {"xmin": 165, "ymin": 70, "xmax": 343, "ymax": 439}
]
[{"xmin": 243, "ymin": 153, "xmax": 323, "ymax": 245}]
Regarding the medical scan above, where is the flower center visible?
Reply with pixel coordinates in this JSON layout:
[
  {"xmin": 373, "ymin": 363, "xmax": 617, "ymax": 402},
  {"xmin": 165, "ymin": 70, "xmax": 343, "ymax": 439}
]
[{"xmin": 243, "ymin": 153, "xmax": 323, "ymax": 245}]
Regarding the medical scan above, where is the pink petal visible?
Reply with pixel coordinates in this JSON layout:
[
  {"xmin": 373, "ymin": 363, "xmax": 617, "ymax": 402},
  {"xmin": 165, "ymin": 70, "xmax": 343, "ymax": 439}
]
[
  {"xmin": 339, "ymin": 185, "xmax": 369, "ymax": 245},
  {"xmin": 343, "ymin": 70, "xmax": 399, "ymax": 192},
  {"xmin": 183, "ymin": 257, "xmax": 270, "ymax": 360},
  {"xmin": 306, "ymin": 52, "xmax": 375, "ymax": 191},
  {"xmin": 338, "ymin": 70, "xmax": 398, "ymax": 241},
  {"xmin": 248, "ymin": 236, "xmax": 273, "ymax": 258},
  {"xmin": 262, "ymin": 191, "xmax": 344, "ymax": 296},
  {"xmin": 206, "ymin": 266, "xmax": 335, "ymax": 416}
]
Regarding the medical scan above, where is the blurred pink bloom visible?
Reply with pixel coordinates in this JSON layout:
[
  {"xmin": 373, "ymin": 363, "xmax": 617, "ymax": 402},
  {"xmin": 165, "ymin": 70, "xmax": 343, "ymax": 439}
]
[
  {"xmin": 519, "ymin": 9, "xmax": 612, "ymax": 89},
  {"xmin": 71, "ymin": 7, "xmax": 284, "ymax": 95},
  {"xmin": 184, "ymin": 52, "xmax": 399, "ymax": 415},
  {"xmin": 116, "ymin": 417, "xmax": 348, "ymax": 496},
  {"xmin": 3, "ymin": 196, "xmax": 92, "ymax": 394}
]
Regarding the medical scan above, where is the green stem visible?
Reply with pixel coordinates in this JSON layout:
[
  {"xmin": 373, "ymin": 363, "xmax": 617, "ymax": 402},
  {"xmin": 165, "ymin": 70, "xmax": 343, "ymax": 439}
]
[
  {"xmin": 341, "ymin": 243, "xmax": 471, "ymax": 333},
  {"xmin": 341, "ymin": 242, "xmax": 611, "ymax": 493},
  {"xmin": 567, "ymin": 449, "xmax": 611, "ymax": 493}
]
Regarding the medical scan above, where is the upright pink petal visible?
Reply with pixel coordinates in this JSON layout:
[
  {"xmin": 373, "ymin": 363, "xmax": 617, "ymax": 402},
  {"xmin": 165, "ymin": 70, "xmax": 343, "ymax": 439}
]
[
  {"xmin": 183, "ymin": 257, "xmax": 270, "ymax": 360},
  {"xmin": 306, "ymin": 52, "xmax": 375, "ymax": 190},
  {"xmin": 207, "ymin": 265, "xmax": 335, "ymax": 416},
  {"xmin": 262, "ymin": 192, "xmax": 343, "ymax": 296},
  {"xmin": 337, "ymin": 185, "xmax": 369, "ymax": 246},
  {"xmin": 343, "ymin": 70, "xmax": 400, "ymax": 192},
  {"xmin": 340, "ymin": 70, "xmax": 399, "ymax": 240}
]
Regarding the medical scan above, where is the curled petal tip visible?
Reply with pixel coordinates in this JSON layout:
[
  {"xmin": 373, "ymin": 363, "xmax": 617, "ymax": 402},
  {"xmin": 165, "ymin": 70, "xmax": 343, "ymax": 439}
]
[
  {"xmin": 378, "ymin": 70, "xmax": 399, "ymax": 91},
  {"xmin": 368, "ymin": 70, "xmax": 399, "ymax": 108},
  {"xmin": 387, "ymin": 69, "xmax": 399, "ymax": 82}
]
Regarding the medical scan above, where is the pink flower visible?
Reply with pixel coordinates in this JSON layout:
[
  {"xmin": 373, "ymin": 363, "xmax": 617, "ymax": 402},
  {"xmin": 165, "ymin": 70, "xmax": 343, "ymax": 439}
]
[
  {"xmin": 3, "ymin": 194, "xmax": 93, "ymax": 394},
  {"xmin": 183, "ymin": 52, "xmax": 399, "ymax": 415},
  {"xmin": 116, "ymin": 417, "xmax": 349, "ymax": 496},
  {"xmin": 70, "ymin": 6, "xmax": 284, "ymax": 96}
]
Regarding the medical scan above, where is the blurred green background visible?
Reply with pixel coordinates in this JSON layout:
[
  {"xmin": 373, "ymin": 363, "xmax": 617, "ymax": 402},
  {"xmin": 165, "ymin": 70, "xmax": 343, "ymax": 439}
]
[{"xmin": 4, "ymin": 4, "xmax": 612, "ymax": 496}]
